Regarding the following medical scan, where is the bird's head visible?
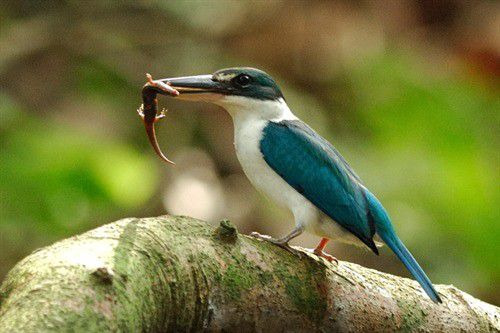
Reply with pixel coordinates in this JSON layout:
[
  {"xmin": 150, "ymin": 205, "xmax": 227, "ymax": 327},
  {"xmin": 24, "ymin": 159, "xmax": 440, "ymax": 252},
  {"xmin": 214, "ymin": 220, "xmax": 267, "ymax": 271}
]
[{"xmin": 163, "ymin": 67, "xmax": 291, "ymax": 119}]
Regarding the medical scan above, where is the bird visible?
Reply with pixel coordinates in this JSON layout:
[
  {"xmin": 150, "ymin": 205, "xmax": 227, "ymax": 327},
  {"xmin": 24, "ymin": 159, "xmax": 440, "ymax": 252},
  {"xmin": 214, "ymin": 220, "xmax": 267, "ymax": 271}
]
[{"xmin": 158, "ymin": 67, "xmax": 442, "ymax": 303}]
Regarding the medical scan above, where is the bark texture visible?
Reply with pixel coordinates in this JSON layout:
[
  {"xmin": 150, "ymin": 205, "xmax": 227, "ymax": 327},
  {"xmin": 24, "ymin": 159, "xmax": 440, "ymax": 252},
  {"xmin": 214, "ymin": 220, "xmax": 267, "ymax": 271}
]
[{"xmin": 0, "ymin": 215, "xmax": 498, "ymax": 332}]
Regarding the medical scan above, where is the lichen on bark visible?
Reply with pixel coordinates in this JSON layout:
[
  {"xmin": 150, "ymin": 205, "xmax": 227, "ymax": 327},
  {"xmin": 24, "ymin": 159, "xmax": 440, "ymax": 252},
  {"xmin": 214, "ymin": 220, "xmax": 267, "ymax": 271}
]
[{"xmin": 0, "ymin": 215, "xmax": 498, "ymax": 332}]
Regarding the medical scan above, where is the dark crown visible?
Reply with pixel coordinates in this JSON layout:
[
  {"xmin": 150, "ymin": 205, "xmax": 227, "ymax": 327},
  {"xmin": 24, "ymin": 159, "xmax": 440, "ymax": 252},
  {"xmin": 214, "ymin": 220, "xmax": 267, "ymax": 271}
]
[{"xmin": 212, "ymin": 67, "xmax": 283, "ymax": 101}]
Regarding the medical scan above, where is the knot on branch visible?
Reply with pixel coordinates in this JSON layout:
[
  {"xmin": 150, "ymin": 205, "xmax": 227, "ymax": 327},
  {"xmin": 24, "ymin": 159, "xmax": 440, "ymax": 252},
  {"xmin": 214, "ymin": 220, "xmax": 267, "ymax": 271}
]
[
  {"xmin": 91, "ymin": 267, "xmax": 114, "ymax": 284},
  {"xmin": 215, "ymin": 219, "xmax": 238, "ymax": 243}
]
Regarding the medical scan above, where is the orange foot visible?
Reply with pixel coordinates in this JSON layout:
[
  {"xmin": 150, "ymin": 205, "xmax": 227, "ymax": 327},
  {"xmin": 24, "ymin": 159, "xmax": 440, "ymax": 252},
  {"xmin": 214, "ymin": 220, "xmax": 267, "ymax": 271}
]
[
  {"xmin": 313, "ymin": 248, "xmax": 338, "ymax": 263},
  {"xmin": 311, "ymin": 238, "xmax": 338, "ymax": 264}
]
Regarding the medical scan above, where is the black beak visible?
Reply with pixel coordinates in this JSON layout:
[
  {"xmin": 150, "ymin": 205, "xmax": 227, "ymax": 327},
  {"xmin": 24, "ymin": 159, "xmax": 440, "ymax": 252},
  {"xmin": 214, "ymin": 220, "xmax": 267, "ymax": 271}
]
[{"xmin": 159, "ymin": 75, "xmax": 223, "ymax": 94}]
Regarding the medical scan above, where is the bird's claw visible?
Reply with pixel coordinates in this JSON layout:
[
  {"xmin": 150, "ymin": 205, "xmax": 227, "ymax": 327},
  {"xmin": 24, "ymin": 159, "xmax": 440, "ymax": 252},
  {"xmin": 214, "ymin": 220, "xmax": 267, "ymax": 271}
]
[
  {"xmin": 250, "ymin": 231, "xmax": 271, "ymax": 240},
  {"xmin": 306, "ymin": 248, "xmax": 338, "ymax": 264},
  {"xmin": 250, "ymin": 232, "xmax": 303, "ymax": 259}
]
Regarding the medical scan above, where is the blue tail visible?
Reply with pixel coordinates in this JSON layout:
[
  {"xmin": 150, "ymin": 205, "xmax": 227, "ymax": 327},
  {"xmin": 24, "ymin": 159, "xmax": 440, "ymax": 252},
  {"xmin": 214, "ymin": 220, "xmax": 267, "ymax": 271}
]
[
  {"xmin": 379, "ymin": 232, "xmax": 442, "ymax": 303},
  {"xmin": 364, "ymin": 191, "xmax": 442, "ymax": 303}
]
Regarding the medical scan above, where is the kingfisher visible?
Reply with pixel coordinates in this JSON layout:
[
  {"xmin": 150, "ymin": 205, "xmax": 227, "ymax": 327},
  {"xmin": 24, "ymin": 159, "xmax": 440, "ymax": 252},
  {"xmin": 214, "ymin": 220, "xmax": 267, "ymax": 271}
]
[{"xmin": 156, "ymin": 67, "xmax": 441, "ymax": 303}]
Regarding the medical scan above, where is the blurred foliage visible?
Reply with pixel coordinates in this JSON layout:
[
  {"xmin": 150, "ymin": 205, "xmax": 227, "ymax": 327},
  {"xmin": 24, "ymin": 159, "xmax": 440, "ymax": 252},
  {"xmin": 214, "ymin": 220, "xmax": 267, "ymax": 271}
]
[{"xmin": 0, "ymin": 1, "xmax": 498, "ymax": 304}]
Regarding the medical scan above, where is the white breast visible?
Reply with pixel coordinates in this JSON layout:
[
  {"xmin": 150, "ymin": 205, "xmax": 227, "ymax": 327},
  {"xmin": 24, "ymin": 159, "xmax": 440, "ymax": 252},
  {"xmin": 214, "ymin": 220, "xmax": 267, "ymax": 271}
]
[{"xmin": 231, "ymin": 112, "xmax": 317, "ymax": 228}]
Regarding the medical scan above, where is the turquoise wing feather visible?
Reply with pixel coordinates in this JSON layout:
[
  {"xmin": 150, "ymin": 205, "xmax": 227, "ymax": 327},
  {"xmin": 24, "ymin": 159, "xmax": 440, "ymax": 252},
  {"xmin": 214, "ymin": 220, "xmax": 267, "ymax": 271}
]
[{"xmin": 260, "ymin": 120, "xmax": 378, "ymax": 253}]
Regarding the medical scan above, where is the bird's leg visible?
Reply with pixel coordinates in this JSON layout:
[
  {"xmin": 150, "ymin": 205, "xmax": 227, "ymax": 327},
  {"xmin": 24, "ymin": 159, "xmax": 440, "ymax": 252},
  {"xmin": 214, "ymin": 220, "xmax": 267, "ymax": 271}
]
[
  {"xmin": 251, "ymin": 225, "xmax": 305, "ymax": 258},
  {"xmin": 309, "ymin": 238, "xmax": 338, "ymax": 263}
]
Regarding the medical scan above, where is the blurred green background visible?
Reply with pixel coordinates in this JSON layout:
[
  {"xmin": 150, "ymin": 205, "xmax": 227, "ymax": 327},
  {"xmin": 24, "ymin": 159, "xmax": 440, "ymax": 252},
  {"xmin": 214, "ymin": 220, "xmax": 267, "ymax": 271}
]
[{"xmin": 0, "ymin": 1, "xmax": 498, "ymax": 304}]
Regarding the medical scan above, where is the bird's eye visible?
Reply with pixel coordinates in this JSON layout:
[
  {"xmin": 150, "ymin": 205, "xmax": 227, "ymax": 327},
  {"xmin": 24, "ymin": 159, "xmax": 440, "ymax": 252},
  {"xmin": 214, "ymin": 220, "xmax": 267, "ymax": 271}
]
[{"xmin": 234, "ymin": 74, "xmax": 251, "ymax": 87}]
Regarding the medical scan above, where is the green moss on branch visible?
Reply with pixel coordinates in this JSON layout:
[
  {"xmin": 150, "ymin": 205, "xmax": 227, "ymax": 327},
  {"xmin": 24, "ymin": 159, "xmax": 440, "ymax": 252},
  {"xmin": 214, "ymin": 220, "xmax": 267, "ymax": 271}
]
[{"xmin": 0, "ymin": 216, "xmax": 498, "ymax": 332}]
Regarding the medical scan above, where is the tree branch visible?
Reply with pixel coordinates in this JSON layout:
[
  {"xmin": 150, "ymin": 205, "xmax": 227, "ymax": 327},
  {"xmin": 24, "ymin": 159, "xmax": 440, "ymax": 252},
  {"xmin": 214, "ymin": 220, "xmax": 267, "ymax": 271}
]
[{"xmin": 0, "ymin": 216, "xmax": 498, "ymax": 332}]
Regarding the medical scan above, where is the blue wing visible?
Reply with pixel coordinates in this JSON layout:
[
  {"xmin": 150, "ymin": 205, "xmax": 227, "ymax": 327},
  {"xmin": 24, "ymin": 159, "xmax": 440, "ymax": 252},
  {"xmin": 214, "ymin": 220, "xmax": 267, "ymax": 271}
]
[
  {"xmin": 260, "ymin": 120, "xmax": 442, "ymax": 303},
  {"xmin": 260, "ymin": 120, "xmax": 378, "ymax": 253}
]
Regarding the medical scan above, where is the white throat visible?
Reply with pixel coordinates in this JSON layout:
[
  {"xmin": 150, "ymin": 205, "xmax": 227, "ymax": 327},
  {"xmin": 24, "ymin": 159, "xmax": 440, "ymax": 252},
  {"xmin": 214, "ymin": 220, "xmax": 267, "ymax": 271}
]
[{"xmin": 215, "ymin": 96, "xmax": 297, "ymax": 123}]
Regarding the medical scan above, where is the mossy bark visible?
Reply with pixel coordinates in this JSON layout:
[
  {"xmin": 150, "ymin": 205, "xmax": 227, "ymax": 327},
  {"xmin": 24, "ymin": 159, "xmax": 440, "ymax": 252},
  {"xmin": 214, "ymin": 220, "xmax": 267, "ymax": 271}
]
[{"xmin": 0, "ymin": 216, "xmax": 498, "ymax": 332}]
